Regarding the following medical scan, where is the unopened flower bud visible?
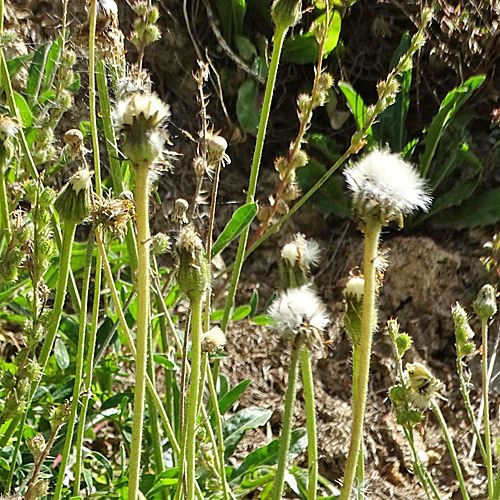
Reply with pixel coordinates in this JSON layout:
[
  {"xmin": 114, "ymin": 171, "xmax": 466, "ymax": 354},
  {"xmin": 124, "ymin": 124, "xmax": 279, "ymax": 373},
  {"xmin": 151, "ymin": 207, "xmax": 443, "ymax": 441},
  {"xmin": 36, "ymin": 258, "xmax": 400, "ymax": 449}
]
[
  {"xmin": 452, "ymin": 302, "xmax": 476, "ymax": 360},
  {"xmin": 50, "ymin": 403, "xmax": 70, "ymax": 431},
  {"xmin": 271, "ymin": 0, "xmax": 302, "ymax": 30},
  {"xmin": 473, "ymin": 284, "xmax": 497, "ymax": 322},
  {"xmin": 150, "ymin": 232, "xmax": 170, "ymax": 255},
  {"xmin": 54, "ymin": 169, "xmax": 92, "ymax": 224},
  {"xmin": 175, "ymin": 226, "xmax": 210, "ymax": 302},
  {"xmin": 171, "ymin": 198, "xmax": 189, "ymax": 225}
]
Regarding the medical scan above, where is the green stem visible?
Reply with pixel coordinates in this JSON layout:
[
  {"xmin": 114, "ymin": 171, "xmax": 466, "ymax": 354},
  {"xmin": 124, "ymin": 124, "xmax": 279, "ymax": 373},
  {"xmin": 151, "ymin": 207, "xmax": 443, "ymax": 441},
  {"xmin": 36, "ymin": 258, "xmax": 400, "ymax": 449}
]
[
  {"xmin": 96, "ymin": 59, "xmax": 138, "ymax": 270},
  {"xmin": 481, "ymin": 319, "xmax": 493, "ymax": 498},
  {"xmin": 53, "ymin": 230, "xmax": 94, "ymax": 500},
  {"xmin": 185, "ymin": 297, "xmax": 203, "ymax": 500},
  {"xmin": 456, "ymin": 358, "xmax": 487, "ymax": 465},
  {"xmin": 300, "ymin": 345, "xmax": 318, "ymax": 500},
  {"xmin": 0, "ymin": 162, "xmax": 10, "ymax": 239},
  {"xmin": 128, "ymin": 163, "xmax": 151, "ymax": 500},
  {"xmin": 73, "ymin": 246, "xmax": 102, "ymax": 494},
  {"xmin": 339, "ymin": 221, "xmax": 382, "ymax": 500},
  {"xmin": 271, "ymin": 344, "xmax": 300, "ymax": 500},
  {"xmin": 220, "ymin": 24, "xmax": 288, "ymax": 331},
  {"xmin": 431, "ymin": 401, "xmax": 470, "ymax": 500},
  {"xmin": 351, "ymin": 344, "xmax": 364, "ymax": 493}
]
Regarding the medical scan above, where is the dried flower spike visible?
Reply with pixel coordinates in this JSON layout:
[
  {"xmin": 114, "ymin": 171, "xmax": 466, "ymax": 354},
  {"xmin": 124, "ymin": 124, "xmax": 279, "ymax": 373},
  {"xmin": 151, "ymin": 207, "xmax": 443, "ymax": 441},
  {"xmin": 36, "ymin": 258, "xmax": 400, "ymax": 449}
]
[{"xmin": 344, "ymin": 149, "xmax": 431, "ymax": 228}]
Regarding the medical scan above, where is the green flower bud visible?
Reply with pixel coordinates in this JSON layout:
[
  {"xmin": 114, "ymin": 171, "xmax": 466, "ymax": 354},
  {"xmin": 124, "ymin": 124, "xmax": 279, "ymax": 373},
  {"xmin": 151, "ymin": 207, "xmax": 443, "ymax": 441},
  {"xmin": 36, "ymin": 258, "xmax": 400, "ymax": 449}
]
[
  {"xmin": 0, "ymin": 261, "xmax": 17, "ymax": 283},
  {"xmin": 144, "ymin": 24, "xmax": 161, "ymax": 45},
  {"xmin": 24, "ymin": 179, "xmax": 38, "ymax": 201},
  {"xmin": 7, "ymin": 248, "xmax": 24, "ymax": 266},
  {"xmin": 38, "ymin": 239, "xmax": 54, "ymax": 260},
  {"xmin": 12, "ymin": 224, "xmax": 31, "ymax": 247},
  {"xmin": 26, "ymin": 323, "xmax": 44, "ymax": 350},
  {"xmin": 271, "ymin": 0, "xmax": 302, "ymax": 30},
  {"xmin": 62, "ymin": 50, "xmax": 76, "ymax": 68},
  {"xmin": 35, "ymin": 208, "xmax": 51, "ymax": 228},
  {"xmin": 18, "ymin": 359, "xmax": 42, "ymax": 382},
  {"xmin": 146, "ymin": 5, "xmax": 160, "ymax": 23},
  {"xmin": 54, "ymin": 169, "xmax": 92, "ymax": 224},
  {"xmin": 473, "ymin": 284, "xmax": 497, "ymax": 321},
  {"xmin": 39, "ymin": 187, "xmax": 56, "ymax": 209},
  {"xmin": 133, "ymin": 0, "xmax": 148, "ymax": 16},
  {"xmin": 150, "ymin": 232, "xmax": 170, "ymax": 255},
  {"xmin": 175, "ymin": 226, "xmax": 210, "ymax": 302},
  {"xmin": 389, "ymin": 384, "xmax": 406, "ymax": 409},
  {"xmin": 50, "ymin": 403, "xmax": 70, "ymax": 431},
  {"xmin": 57, "ymin": 90, "xmax": 72, "ymax": 110},
  {"xmin": 452, "ymin": 302, "xmax": 476, "ymax": 360}
]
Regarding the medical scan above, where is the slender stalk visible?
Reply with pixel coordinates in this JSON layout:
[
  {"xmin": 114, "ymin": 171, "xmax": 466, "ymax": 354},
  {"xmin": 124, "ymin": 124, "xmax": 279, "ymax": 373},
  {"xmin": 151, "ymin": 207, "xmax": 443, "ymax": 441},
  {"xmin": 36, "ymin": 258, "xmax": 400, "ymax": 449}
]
[
  {"xmin": 480, "ymin": 319, "xmax": 493, "ymax": 498},
  {"xmin": 0, "ymin": 162, "xmax": 10, "ymax": 239},
  {"xmin": 221, "ymin": 24, "xmax": 288, "ymax": 331},
  {"xmin": 456, "ymin": 358, "xmax": 487, "ymax": 464},
  {"xmin": 271, "ymin": 344, "xmax": 301, "ymax": 500},
  {"xmin": 73, "ymin": 247, "xmax": 102, "ymax": 495},
  {"xmin": 53, "ymin": 230, "xmax": 94, "ymax": 500},
  {"xmin": 351, "ymin": 343, "xmax": 364, "ymax": 492},
  {"xmin": 300, "ymin": 345, "xmax": 318, "ymax": 500},
  {"xmin": 185, "ymin": 297, "xmax": 203, "ymax": 500},
  {"xmin": 339, "ymin": 221, "xmax": 382, "ymax": 500},
  {"xmin": 128, "ymin": 163, "xmax": 151, "ymax": 500},
  {"xmin": 431, "ymin": 401, "xmax": 470, "ymax": 500}
]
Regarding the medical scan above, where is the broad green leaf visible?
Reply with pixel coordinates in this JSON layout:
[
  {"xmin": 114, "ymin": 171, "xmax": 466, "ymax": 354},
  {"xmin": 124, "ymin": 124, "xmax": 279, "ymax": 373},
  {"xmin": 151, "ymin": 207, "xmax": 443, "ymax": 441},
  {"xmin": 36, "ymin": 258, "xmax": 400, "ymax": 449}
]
[
  {"xmin": 222, "ymin": 407, "xmax": 272, "ymax": 459},
  {"xmin": 68, "ymin": 72, "xmax": 80, "ymax": 93},
  {"xmin": 231, "ymin": 429, "xmax": 307, "ymax": 484},
  {"xmin": 92, "ymin": 451, "xmax": 113, "ymax": 480},
  {"xmin": 54, "ymin": 337, "xmax": 70, "ymax": 370},
  {"xmin": 252, "ymin": 314, "xmax": 273, "ymax": 325},
  {"xmin": 27, "ymin": 42, "xmax": 50, "ymax": 106},
  {"xmin": 210, "ymin": 309, "xmax": 224, "ymax": 321},
  {"xmin": 338, "ymin": 81, "xmax": 373, "ymax": 139},
  {"xmin": 43, "ymin": 36, "xmax": 62, "ymax": 92},
  {"xmin": 146, "ymin": 478, "xmax": 178, "ymax": 498},
  {"xmin": 153, "ymin": 354, "xmax": 178, "ymax": 370},
  {"xmin": 287, "ymin": 466, "xmax": 309, "ymax": 498},
  {"xmin": 237, "ymin": 79, "xmax": 261, "ymax": 133},
  {"xmin": 13, "ymin": 91, "xmax": 33, "ymax": 127},
  {"xmin": 212, "ymin": 202, "xmax": 258, "ymax": 257},
  {"xmin": 235, "ymin": 34, "xmax": 257, "ymax": 62},
  {"xmin": 218, "ymin": 379, "xmax": 252, "ymax": 415},
  {"xmin": 419, "ymin": 74, "xmax": 485, "ymax": 178},
  {"xmin": 283, "ymin": 10, "xmax": 341, "ymax": 64},
  {"xmin": 296, "ymin": 158, "xmax": 351, "ymax": 218},
  {"xmin": 433, "ymin": 187, "xmax": 500, "ymax": 228},
  {"xmin": 231, "ymin": 304, "xmax": 251, "ymax": 321},
  {"xmin": 215, "ymin": 0, "xmax": 246, "ymax": 41}
]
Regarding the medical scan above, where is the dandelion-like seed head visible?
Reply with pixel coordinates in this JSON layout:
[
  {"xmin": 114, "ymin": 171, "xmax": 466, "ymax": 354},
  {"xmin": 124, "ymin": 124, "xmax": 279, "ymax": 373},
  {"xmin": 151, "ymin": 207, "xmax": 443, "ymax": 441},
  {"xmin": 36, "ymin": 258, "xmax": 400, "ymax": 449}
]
[
  {"xmin": 115, "ymin": 92, "xmax": 170, "ymax": 168},
  {"xmin": 344, "ymin": 149, "xmax": 431, "ymax": 228},
  {"xmin": 268, "ymin": 285, "xmax": 329, "ymax": 345},
  {"xmin": 281, "ymin": 233, "xmax": 321, "ymax": 273},
  {"xmin": 201, "ymin": 326, "xmax": 226, "ymax": 353}
]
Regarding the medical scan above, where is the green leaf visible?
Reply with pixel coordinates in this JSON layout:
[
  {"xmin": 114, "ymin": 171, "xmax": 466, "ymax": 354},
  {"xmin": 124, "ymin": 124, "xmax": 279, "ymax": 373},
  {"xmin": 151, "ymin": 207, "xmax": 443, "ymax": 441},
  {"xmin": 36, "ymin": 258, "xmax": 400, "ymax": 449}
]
[
  {"xmin": 92, "ymin": 451, "xmax": 113, "ymax": 480},
  {"xmin": 27, "ymin": 42, "xmax": 50, "ymax": 106},
  {"xmin": 419, "ymin": 75, "xmax": 485, "ymax": 178},
  {"xmin": 68, "ymin": 72, "xmax": 81, "ymax": 93},
  {"xmin": 13, "ymin": 91, "xmax": 33, "ymax": 127},
  {"xmin": 231, "ymin": 305, "xmax": 251, "ymax": 321},
  {"xmin": 6, "ymin": 54, "xmax": 31, "ymax": 78},
  {"xmin": 43, "ymin": 36, "xmax": 62, "ymax": 92},
  {"xmin": 433, "ymin": 187, "xmax": 500, "ymax": 228},
  {"xmin": 218, "ymin": 379, "xmax": 252, "ymax": 415},
  {"xmin": 296, "ymin": 158, "xmax": 351, "ymax": 218},
  {"xmin": 338, "ymin": 81, "xmax": 373, "ymax": 139},
  {"xmin": 231, "ymin": 429, "xmax": 307, "ymax": 485},
  {"xmin": 101, "ymin": 392, "xmax": 134, "ymax": 411},
  {"xmin": 237, "ymin": 79, "xmax": 261, "ymax": 133},
  {"xmin": 251, "ymin": 314, "xmax": 273, "ymax": 325},
  {"xmin": 223, "ymin": 407, "xmax": 272, "ymax": 459},
  {"xmin": 235, "ymin": 34, "xmax": 257, "ymax": 62},
  {"xmin": 215, "ymin": 0, "xmax": 246, "ymax": 41},
  {"xmin": 54, "ymin": 337, "xmax": 70, "ymax": 370},
  {"xmin": 283, "ymin": 10, "xmax": 341, "ymax": 64},
  {"xmin": 249, "ymin": 289, "xmax": 259, "ymax": 318},
  {"xmin": 212, "ymin": 202, "xmax": 258, "ymax": 257},
  {"xmin": 152, "ymin": 354, "xmax": 178, "ymax": 370}
]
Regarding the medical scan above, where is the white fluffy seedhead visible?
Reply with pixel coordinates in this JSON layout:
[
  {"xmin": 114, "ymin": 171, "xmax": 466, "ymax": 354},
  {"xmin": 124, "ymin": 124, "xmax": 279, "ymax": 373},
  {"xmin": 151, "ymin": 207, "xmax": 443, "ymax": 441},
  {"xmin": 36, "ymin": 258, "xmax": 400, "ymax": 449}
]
[{"xmin": 344, "ymin": 149, "xmax": 431, "ymax": 227}]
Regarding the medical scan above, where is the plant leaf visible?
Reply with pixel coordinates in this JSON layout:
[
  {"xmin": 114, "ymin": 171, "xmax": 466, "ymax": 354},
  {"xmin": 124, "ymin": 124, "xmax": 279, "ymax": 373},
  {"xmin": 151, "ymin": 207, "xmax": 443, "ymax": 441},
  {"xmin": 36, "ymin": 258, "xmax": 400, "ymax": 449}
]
[
  {"xmin": 222, "ymin": 407, "xmax": 272, "ymax": 459},
  {"xmin": 27, "ymin": 42, "xmax": 50, "ymax": 106},
  {"xmin": 54, "ymin": 337, "xmax": 70, "ymax": 370},
  {"xmin": 92, "ymin": 451, "xmax": 113, "ymax": 480},
  {"xmin": 419, "ymin": 74, "xmax": 485, "ymax": 178},
  {"xmin": 338, "ymin": 81, "xmax": 373, "ymax": 139},
  {"xmin": 212, "ymin": 202, "xmax": 258, "ymax": 257},
  {"xmin": 231, "ymin": 305, "xmax": 251, "ymax": 321},
  {"xmin": 237, "ymin": 79, "xmax": 261, "ymax": 133},
  {"xmin": 283, "ymin": 10, "xmax": 341, "ymax": 64},
  {"xmin": 13, "ymin": 91, "xmax": 33, "ymax": 127},
  {"xmin": 43, "ymin": 36, "xmax": 62, "ymax": 93},
  {"xmin": 218, "ymin": 379, "xmax": 252, "ymax": 415}
]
